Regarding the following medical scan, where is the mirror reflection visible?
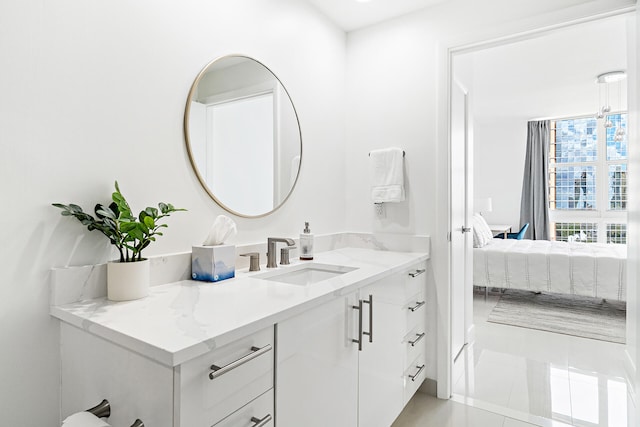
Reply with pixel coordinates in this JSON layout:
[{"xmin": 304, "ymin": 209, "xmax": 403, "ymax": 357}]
[{"xmin": 185, "ymin": 55, "xmax": 302, "ymax": 217}]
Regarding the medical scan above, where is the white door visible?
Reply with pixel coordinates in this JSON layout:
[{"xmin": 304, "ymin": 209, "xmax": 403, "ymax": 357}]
[
  {"xmin": 276, "ymin": 292, "xmax": 359, "ymax": 427},
  {"xmin": 358, "ymin": 285, "xmax": 404, "ymax": 427},
  {"xmin": 450, "ymin": 80, "xmax": 472, "ymax": 366}
]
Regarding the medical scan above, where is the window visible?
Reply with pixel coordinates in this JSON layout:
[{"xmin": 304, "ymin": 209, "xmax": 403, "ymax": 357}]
[
  {"xmin": 548, "ymin": 113, "xmax": 627, "ymax": 244},
  {"xmin": 554, "ymin": 222, "xmax": 598, "ymax": 243},
  {"xmin": 607, "ymin": 223, "xmax": 626, "ymax": 244}
]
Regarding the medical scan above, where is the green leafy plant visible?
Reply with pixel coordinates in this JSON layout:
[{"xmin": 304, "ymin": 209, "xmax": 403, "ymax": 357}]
[{"xmin": 53, "ymin": 181, "xmax": 186, "ymax": 262}]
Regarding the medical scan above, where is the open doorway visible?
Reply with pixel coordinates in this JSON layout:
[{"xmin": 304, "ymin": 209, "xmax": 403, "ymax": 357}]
[{"xmin": 450, "ymin": 12, "xmax": 634, "ymax": 426}]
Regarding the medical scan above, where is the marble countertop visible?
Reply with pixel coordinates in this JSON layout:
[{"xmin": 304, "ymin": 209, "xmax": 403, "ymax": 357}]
[{"xmin": 51, "ymin": 247, "xmax": 428, "ymax": 367}]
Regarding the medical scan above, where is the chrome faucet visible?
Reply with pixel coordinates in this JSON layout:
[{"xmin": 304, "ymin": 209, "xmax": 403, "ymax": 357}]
[{"xmin": 266, "ymin": 237, "xmax": 295, "ymax": 268}]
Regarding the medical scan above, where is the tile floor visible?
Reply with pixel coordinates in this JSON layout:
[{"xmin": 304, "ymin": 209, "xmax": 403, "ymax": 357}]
[
  {"xmin": 393, "ymin": 292, "xmax": 635, "ymax": 427},
  {"xmin": 393, "ymin": 391, "xmax": 542, "ymax": 426}
]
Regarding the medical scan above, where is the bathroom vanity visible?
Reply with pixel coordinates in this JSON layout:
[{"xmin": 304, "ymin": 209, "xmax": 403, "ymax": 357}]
[{"xmin": 51, "ymin": 246, "xmax": 430, "ymax": 427}]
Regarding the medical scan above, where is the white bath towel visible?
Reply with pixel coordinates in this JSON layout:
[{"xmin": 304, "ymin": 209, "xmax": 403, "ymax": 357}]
[{"xmin": 369, "ymin": 147, "xmax": 405, "ymax": 203}]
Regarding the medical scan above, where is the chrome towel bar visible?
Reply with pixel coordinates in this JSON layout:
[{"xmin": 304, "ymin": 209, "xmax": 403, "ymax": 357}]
[{"xmin": 368, "ymin": 150, "xmax": 405, "ymax": 157}]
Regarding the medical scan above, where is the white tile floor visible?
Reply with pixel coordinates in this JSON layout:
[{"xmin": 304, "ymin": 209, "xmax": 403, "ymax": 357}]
[
  {"xmin": 393, "ymin": 391, "xmax": 540, "ymax": 427},
  {"xmin": 393, "ymin": 292, "xmax": 636, "ymax": 427}
]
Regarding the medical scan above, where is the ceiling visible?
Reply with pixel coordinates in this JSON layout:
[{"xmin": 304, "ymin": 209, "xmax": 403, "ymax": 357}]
[
  {"xmin": 461, "ymin": 14, "xmax": 629, "ymax": 123},
  {"xmin": 302, "ymin": 0, "xmax": 629, "ymax": 122},
  {"xmin": 305, "ymin": 0, "xmax": 449, "ymax": 32}
]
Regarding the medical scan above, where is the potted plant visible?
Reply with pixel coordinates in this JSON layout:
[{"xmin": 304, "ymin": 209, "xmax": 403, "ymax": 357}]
[{"xmin": 53, "ymin": 181, "xmax": 185, "ymax": 301}]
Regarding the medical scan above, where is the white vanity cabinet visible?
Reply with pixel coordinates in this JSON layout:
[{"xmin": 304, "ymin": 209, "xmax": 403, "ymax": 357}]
[
  {"xmin": 358, "ymin": 261, "xmax": 428, "ymax": 426},
  {"xmin": 60, "ymin": 323, "xmax": 274, "ymax": 427},
  {"xmin": 53, "ymin": 247, "xmax": 430, "ymax": 427},
  {"xmin": 177, "ymin": 326, "xmax": 275, "ymax": 426},
  {"xmin": 276, "ymin": 291, "xmax": 360, "ymax": 427},
  {"xmin": 276, "ymin": 261, "xmax": 428, "ymax": 427}
]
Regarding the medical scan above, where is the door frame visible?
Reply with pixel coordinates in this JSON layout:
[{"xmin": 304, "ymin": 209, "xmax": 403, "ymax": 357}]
[{"xmin": 439, "ymin": 5, "xmax": 637, "ymax": 400}]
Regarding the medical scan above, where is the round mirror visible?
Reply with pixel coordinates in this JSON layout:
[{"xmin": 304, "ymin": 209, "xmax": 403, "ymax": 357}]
[{"xmin": 184, "ymin": 55, "xmax": 302, "ymax": 217}]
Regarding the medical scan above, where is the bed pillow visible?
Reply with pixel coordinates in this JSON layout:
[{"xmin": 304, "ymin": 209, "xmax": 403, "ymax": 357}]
[
  {"xmin": 472, "ymin": 214, "xmax": 488, "ymax": 248},
  {"xmin": 475, "ymin": 213, "xmax": 494, "ymax": 242},
  {"xmin": 472, "ymin": 213, "xmax": 493, "ymax": 248}
]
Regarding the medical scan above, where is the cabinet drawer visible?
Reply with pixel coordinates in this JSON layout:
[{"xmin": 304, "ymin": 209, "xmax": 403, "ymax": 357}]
[
  {"xmin": 213, "ymin": 389, "xmax": 274, "ymax": 427},
  {"xmin": 404, "ymin": 325, "xmax": 427, "ymax": 367},
  {"xmin": 365, "ymin": 262, "xmax": 427, "ymax": 306},
  {"xmin": 403, "ymin": 354, "xmax": 426, "ymax": 404},
  {"xmin": 178, "ymin": 326, "xmax": 274, "ymax": 426},
  {"xmin": 404, "ymin": 292, "xmax": 426, "ymax": 332},
  {"xmin": 404, "ymin": 263, "xmax": 427, "ymax": 300}
]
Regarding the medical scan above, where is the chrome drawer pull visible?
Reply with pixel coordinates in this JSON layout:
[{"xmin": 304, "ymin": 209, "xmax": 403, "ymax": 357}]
[
  {"xmin": 352, "ymin": 299, "xmax": 363, "ymax": 351},
  {"xmin": 409, "ymin": 364, "xmax": 425, "ymax": 382},
  {"xmin": 408, "ymin": 332, "xmax": 426, "ymax": 347},
  {"xmin": 408, "ymin": 301, "xmax": 426, "ymax": 312},
  {"xmin": 409, "ymin": 269, "xmax": 426, "ymax": 278},
  {"xmin": 362, "ymin": 294, "xmax": 373, "ymax": 343},
  {"xmin": 250, "ymin": 414, "xmax": 272, "ymax": 427},
  {"xmin": 209, "ymin": 344, "xmax": 272, "ymax": 380}
]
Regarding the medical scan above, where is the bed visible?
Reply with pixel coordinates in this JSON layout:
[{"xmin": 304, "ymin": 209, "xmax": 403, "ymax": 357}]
[{"xmin": 473, "ymin": 238, "xmax": 627, "ymax": 301}]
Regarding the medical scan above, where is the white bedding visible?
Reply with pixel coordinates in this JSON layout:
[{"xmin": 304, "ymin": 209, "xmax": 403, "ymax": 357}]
[{"xmin": 473, "ymin": 239, "xmax": 627, "ymax": 301}]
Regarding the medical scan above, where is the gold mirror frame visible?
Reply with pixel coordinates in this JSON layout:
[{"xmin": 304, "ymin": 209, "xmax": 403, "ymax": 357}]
[{"xmin": 184, "ymin": 54, "xmax": 302, "ymax": 218}]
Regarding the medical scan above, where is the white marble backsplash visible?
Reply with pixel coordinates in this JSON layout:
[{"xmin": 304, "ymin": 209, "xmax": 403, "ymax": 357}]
[{"xmin": 50, "ymin": 232, "xmax": 430, "ymax": 306}]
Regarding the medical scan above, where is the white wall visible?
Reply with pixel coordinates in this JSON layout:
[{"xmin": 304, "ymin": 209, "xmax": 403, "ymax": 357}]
[
  {"xmin": 345, "ymin": 0, "xmax": 635, "ymax": 397},
  {"xmin": 466, "ymin": 15, "xmax": 628, "ymax": 230},
  {"xmin": 473, "ymin": 119, "xmax": 527, "ymax": 228},
  {"xmin": 0, "ymin": 1, "xmax": 346, "ymax": 424}
]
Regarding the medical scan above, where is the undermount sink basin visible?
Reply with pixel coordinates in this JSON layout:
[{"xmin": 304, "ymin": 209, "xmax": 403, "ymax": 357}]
[{"xmin": 256, "ymin": 263, "xmax": 357, "ymax": 286}]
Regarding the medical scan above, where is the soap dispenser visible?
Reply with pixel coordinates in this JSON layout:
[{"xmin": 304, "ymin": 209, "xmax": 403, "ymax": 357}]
[{"xmin": 300, "ymin": 222, "xmax": 314, "ymax": 260}]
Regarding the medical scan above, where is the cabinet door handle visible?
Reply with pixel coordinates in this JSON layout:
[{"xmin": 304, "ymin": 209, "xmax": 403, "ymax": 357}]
[
  {"xmin": 209, "ymin": 344, "xmax": 272, "ymax": 380},
  {"xmin": 409, "ymin": 364, "xmax": 425, "ymax": 382},
  {"xmin": 362, "ymin": 294, "xmax": 373, "ymax": 343},
  {"xmin": 409, "ymin": 269, "xmax": 426, "ymax": 278},
  {"xmin": 250, "ymin": 414, "xmax": 272, "ymax": 427},
  {"xmin": 408, "ymin": 301, "xmax": 426, "ymax": 312},
  {"xmin": 352, "ymin": 299, "xmax": 363, "ymax": 351},
  {"xmin": 408, "ymin": 332, "xmax": 426, "ymax": 347}
]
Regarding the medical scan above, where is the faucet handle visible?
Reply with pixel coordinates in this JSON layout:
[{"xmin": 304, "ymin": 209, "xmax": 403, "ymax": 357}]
[
  {"xmin": 280, "ymin": 247, "xmax": 296, "ymax": 265},
  {"xmin": 240, "ymin": 252, "xmax": 261, "ymax": 272}
]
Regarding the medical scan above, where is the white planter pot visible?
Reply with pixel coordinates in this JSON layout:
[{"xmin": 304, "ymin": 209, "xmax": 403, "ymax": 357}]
[{"xmin": 107, "ymin": 258, "xmax": 150, "ymax": 301}]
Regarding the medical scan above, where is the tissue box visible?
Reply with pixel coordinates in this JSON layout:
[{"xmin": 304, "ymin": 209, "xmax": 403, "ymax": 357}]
[{"xmin": 191, "ymin": 245, "xmax": 236, "ymax": 282}]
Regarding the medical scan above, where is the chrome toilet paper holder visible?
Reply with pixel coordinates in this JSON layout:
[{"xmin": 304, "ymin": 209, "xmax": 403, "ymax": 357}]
[{"xmin": 85, "ymin": 399, "xmax": 145, "ymax": 427}]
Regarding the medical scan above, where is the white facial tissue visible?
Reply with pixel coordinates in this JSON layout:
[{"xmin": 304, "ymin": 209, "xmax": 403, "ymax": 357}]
[
  {"xmin": 192, "ymin": 215, "xmax": 237, "ymax": 282},
  {"xmin": 202, "ymin": 215, "xmax": 237, "ymax": 246}
]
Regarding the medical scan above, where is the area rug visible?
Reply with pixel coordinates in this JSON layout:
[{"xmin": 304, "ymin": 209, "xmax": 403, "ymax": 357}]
[{"xmin": 487, "ymin": 290, "xmax": 626, "ymax": 344}]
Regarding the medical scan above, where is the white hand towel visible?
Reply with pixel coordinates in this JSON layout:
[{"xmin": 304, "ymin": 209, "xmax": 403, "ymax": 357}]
[
  {"xmin": 62, "ymin": 411, "xmax": 111, "ymax": 427},
  {"xmin": 369, "ymin": 147, "xmax": 405, "ymax": 203}
]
